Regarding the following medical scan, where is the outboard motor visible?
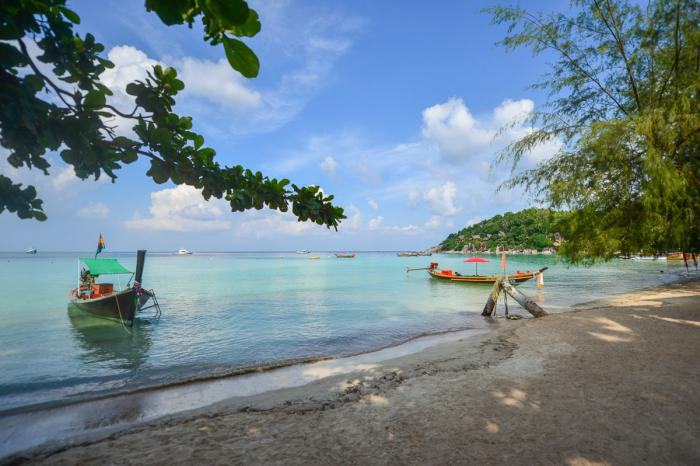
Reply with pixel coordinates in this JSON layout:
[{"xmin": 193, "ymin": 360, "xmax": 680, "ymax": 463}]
[{"xmin": 80, "ymin": 268, "xmax": 92, "ymax": 286}]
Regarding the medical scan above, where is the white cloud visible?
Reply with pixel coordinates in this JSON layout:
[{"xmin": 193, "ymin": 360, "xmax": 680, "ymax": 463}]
[
  {"xmin": 406, "ymin": 188, "xmax": 422, "ymax": 210},
  {"xmin": 232, "ymin": 2, "xmax": 366, "ymax": 134},
  {"xmin": 421, "ymin": 98, "xmax": 493, "ymax": 163},
  {"xmin": 368, "ymin": 216, "xmax": 383, "ymax": 230},
  {"xmin": 319, "ymin": 156, "xmax": 340, "ymax": 180},
  {"xmin": 367, "ymin": 198, "xmax": 378, "ymax": 210},
  {"xmin": 234, "ymin": 209, "xmax": 316, "ymax": 238},
  {"xmin": 76, "ymin": 202, "xmax": 112, "ymax": 218},
  {"xmin": 174, "ymin": 57, "xmax": 262, "ymax": 111},
  {"xmin": 125, "ymin": 185, "xmax": 231, "ymax": 232},
  {"xmin": 0, "ymin": 151, "xmax": 110, "ymax": 217},
  {"xmin": 424, "ymin": 215, "xmax": 454, "ymax": 230},
  {"xmin": 423, "ymin": 181, "xmax": 461, "ymax": 216},
  {"xmin": 51, "ymin": 166, "xmax": 110, "ymax": 191},
  {"xmin": 466, "ymin": 216, "xmax": 485, "ymax": 227},
  {"xmin": 342, "ymin": 204, "xmax": 363, "ymax": 230},
  {"xmin": 357, "ymin": 161, "xmax": 382, "ymax": 186},
  {"xmin": 99, "ymin": 46, "xmax": 163, "ymax": 138},
  {"xmin": 421, "ymin": 97, "xmax": 556, "ymax": 171}
]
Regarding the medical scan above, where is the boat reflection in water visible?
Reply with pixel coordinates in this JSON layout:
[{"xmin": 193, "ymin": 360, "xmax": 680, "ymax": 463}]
[{"xmin": 67, "ymin": 304, "xmax": 155, "ymax": 371}]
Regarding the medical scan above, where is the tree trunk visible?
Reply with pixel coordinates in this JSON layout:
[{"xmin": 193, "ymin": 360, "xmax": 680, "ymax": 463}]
[
  {"xmin": 482, "ymin": 292, "xmax": 497, "ymax": 316},
  {"xmin": 500, "ymin": 278, "xmax": 547, "ymax": 318}
]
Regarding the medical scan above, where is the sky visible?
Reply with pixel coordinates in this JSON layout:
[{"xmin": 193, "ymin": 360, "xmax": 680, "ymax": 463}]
[{"xmin": 1, "ymin": 0, "xmax": 569, "ymax": 252}]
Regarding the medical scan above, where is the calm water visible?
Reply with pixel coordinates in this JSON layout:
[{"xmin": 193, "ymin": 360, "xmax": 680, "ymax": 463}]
[{"xmin": 0, "ymin": 251, "xmax": 685, "ymax": 413}]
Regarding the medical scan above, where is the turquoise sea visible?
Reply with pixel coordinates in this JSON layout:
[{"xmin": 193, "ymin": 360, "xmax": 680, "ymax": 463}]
[{"xmin": 0, "ymin": 251, "xmax": 686, "ymax": 414}]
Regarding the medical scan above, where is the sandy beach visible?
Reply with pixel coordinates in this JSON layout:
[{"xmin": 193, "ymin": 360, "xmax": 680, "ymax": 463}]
[{"xmin": 4, "ymin": 279, "xmax": 700, "ymax": 465}]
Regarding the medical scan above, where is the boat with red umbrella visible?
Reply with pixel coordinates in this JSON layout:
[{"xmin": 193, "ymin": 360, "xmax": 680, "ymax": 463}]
[{"xmin": 423, "ymin": 257, "xmax": 547, "ymax": 285}]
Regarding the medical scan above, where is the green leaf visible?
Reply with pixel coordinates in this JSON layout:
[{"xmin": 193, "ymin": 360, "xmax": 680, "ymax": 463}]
[
  {"xmin": 147, "ymin": 0, "xmax": 192, "ymax": 25},
  {"xmin": 112, "ymin": 136, "xmax": 137, "ymax": 147},
  {"xmin": 150, "ymin": 127, "xmax": 173, "ymax": 145},
  {"xmin": 228, "ymin": 9, "xmax": 261, "ymax": 37},
  {"xmin": 33, "ymin": 211, "xmax": 47, "ymax": 221},
  {"xmin": 170, "ymin": 169, "xmax": 186, "ymax": 184},
  {"xmin": 0, "ymin": 43, "xmax": 28, "ymax": 69},
  {"xmin": 95, "ymin": 82, "xmax": 114, "ymax": 96},
  {"xmin": 222, "ymin": 36, "xmax": 259, "ymax": 78},
  {"xmin": 120, "ymin": 150, "xmax": 138, "ymax": 164},
  {"xmin": 58, "ymin": 6, "xmax": 81, "ymax": 24},
  {"xmin": 171, "ymin": 79, "xmax": 185, "ymax": 91},
  {"xmin": 206, "ymin": 0, "xmax": 249, "ymax": 27},
  {"xmin": 126, "ymin": 82, "xmax": 145, "ymax": 96},
  {"xmin": 194, "ymin": 135, "xmax": 204, "ymax": 150},
  {"xmin": 147, "ymin": 161, "xmax": 170, "ymax": 184},
  {"xmin": 96, "ymin": 57, "xmax": 115, "ymax": 69},
  {"xmin": 84, "ymin": 90, "xmax": 106, "ymax": 107},
  {"xmin": 24, "ymin": 74, "xmax": 44, "ymax": 93}
]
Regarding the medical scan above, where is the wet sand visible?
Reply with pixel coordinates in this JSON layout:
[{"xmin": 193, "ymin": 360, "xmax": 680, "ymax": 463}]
[{"xmin": 3, "ymin": 279, "xmax": 700, "ymax": 465}]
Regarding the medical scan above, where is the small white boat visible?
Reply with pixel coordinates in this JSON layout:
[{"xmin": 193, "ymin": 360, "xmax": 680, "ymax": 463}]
[
  {"xmin": 174, "ymin": 248, "xmax": 194, "ymax": 255},
  {"xmin": 25, "ymin": 247, "xmax": 37, "ymax": 254},
  {"xmin": 632, "ymin": 255, "xmax": 666, "ymax": 261},
  {"xmin": 295, "ymin": 249, "xmax": 310, "ymax": 254}
]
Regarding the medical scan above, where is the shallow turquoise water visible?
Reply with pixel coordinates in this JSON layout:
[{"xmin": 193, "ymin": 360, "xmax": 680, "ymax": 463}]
[{"xmin": 0, "ymin": 251, "xmax": 683, "ymax": 412}]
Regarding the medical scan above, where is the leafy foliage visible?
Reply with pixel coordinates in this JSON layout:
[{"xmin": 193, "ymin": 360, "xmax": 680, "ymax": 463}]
[
  {"xmin": 484, "ymin": 0, "xmax": 700, "ymax": 263},
  {"xmin": 440, "ymin": 208, "xmax": 569, "ymax": 252},
  {"xmin": 0, "ymin": 0, "xmax": 345, "ymax": 229}
]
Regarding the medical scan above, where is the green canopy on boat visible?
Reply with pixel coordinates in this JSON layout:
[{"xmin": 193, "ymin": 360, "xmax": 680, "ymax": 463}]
[{"xmin": 79, "ymin": 258, "xmax": 132, "ymax": 275}]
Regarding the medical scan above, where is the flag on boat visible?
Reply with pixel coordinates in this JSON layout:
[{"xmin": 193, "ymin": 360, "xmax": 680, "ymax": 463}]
[
  {"xmin": 682, "ymin": 251, "xmax": 688, "ymax": 268},
  {"xmin": 501, "ymin": 252, "xmax": 506, "ymax": 271},
  {"xmin": 538, "ymin": 271, "xmax": 543, "ymax": 290},
  {"xmin": 95, "ymin": 234, "xmax": 105, "ymax": 259}
]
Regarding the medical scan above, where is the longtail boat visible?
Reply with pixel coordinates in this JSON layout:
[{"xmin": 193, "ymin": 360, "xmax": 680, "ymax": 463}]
[
  {"xmin": 666, "ymin": 252, "xmax": 684, "ymax": 261},
  {"xmin": 68, "ymin": 250, "xmax": 158, "ymax": 326},
  {"xmin": 425, "ymin": 263, "xmax": 548, "ymax": 285},
  {"xmin": 335, "ymin": 253, "xmax": 355, "ymax": 258},
  {"xmin": 397, "ymin": 252, "xmax": 418, "ymax": 257}
]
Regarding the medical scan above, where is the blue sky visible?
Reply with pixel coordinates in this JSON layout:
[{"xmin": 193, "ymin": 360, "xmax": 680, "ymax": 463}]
[{"xmin": 1, "ymin": 0, "xmax": 568, "ymax": 252}]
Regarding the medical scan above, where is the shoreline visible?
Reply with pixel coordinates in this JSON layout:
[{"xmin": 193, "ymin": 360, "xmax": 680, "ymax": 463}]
[{"xmin": 2, "ymin": 274, "xmax": 699, "ymax": 463}]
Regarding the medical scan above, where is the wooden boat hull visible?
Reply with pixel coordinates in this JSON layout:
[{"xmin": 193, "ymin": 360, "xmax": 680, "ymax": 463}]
[
  {"xmin": 335, "ymin": 254, "xmax": 355, "ymax": 258},
  {"xmin": 428, "ymin": 269, "xmax": 543, "ymax": 285},
  {"xmin": 68, "ymin": 288, "xmax": 152, "ymax": 326}
]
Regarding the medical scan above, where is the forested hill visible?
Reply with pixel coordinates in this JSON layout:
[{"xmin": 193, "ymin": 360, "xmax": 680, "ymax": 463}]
[{"xmin": 436, "ymin": 208, "xmax": 569, "ymax": 253}]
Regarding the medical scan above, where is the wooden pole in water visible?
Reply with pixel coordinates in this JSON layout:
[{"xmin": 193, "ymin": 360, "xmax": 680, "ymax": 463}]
[
  {"xmin": 501, "ymin": 278, "xmax": 547, "ymax": 318},
  {"xmin": 482, "ymin": 287, "xmax": 498, "ymax": 316},
  {"xmin": 482, "ymin": 277, "xmax": 547, "ymax": 318}
]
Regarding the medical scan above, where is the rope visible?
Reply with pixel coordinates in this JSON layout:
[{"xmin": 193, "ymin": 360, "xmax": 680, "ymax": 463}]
[{"xmin": 115, "ymin": 292, "xmax": 131, "ymax": 335}]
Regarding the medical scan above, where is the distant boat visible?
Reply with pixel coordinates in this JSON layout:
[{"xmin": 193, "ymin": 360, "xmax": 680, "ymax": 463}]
[
  {"xmin": 296, "ymin": 249, "xmax": 310, "ymax": 254},
  {"xmin": 666, "ymin": 252, "xmax": 685, "ymax": 261},
  {"xmin": 25, "ymin": 247, "xmax": 37, "ymax": 254},
  {"xmin": 68, "ymin": 251, "xmax": 158, "ymax": 326},
  {"xmin": 416, "ymin": 252, "xmax": 432, "ymax": 256},
  {"xmin": 335, "ymin": 253, "xmax": 355, "ymax": 258},
  {"xmin": 397, "ymin": 252, "xmax": 418, "ymax": 257},
  {"xmin": 174, "ymin": 248, "xmax": 193, "ymax": 255},
  {"xmin": 632, "ymin": 255, "xmax": 666, "ymax": 261}
]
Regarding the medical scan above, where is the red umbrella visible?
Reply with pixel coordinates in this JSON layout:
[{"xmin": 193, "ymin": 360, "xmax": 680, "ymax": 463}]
[{"xmin": 463, "ymin": 257, "xmax": 490, "ymax": 276}]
